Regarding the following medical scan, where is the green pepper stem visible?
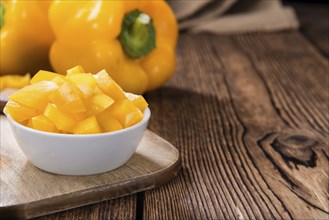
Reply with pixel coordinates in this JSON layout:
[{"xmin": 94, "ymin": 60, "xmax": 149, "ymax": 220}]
[
  {"xmin": 0, "ymin": 2, "xmax": 5, "ymax": 29},
  {"xmin": 119, "ymin": 9, "xmax": 156, "ymax": 58},
  {"xmin": 131, "ymin": 13, "xmax": 150, "ymax": 43}
]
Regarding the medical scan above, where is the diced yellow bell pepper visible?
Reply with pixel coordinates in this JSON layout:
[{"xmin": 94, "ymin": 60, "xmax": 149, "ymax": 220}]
[
  {"xmin": 49, "ymin": 82, "xmax": 86, "ymax": 113},
  {"xmin": 66, "ymin": 65, "xmax": 85, "ymax": 75},
  {"xmin": 125, "ymin": 92, "xmax": 148, "ymax": 112},
  {"xmin": 51, "ymin": 76, "xmax": 69, "ymax": 86},
  {"xmin": 67, "ymin": 73, "xmax": 97, "ymax": 97},
  {"xmin": 26, "ymin": 120, "xmax": 33, "ymax": 128},
  {"xmin": 70, "ymin": 111, "xmax": 90, "ymax": 122},
  {"xmin": 73, "ymin": 115, "xmax": 101, "ymax": 134},
  {"xmin": 4, "ymin": 66, "xmax": 149, "ymax": 134},
  {"xmin": 9, "ymin": 81, "xmax": 58, "ymax": 111},
  {"xmin": 86, "ymin": 93, "xmax": 115, "ymax": 115},
  {"xmin": 124, "ymin": 110, "xmax": 144, "ymax": 128},
  {"xmin": 30, "ymin": 70, "xmax": 65, "ymax": 84},
  {"xmin": 4, "ymin": 100, "xmax": 40, "ymax": 123},
  {"xmin": 96, "ymin": 113, "xmax": 123, "ymax": 132},
  {"xmin": 44, "ymin": 103, "xmax": 77, "ymax": 132},
  {"xmin": 28, "ymin": 114, "xmax": 59, "ymax": 133},
  {"xmin": 94, "ymin": 70, "xmax": 126, "ymax": 101},
  {"xmin": 93, "ymin": 86, "xmax": 104, "ymax": 94},
  {"xmin": 105, "ymin": 99, "xmax": 143, "ymax": 128},
  {"xmin": 0, "ymin": 74, "xmax": 31, "ymax": 91}
]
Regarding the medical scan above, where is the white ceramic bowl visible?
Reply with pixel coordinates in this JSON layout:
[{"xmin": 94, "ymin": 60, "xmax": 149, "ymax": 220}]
[{"xmin": 5, "ymin": 108, "xmax": 150, "ymax": 176}]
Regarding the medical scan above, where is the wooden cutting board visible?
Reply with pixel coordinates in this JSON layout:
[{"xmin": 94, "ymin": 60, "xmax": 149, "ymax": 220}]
[{"xmin": 0, "ymin": 115, "xmax": 181, "ymax": 219}]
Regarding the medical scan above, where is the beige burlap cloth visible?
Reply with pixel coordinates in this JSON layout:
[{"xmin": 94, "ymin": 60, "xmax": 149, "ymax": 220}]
[{"xmin": 168, "ymin": 0, "xmax": 299, "ymax": 34}]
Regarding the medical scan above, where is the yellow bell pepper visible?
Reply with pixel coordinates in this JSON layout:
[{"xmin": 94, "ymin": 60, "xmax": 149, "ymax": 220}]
[
  {"xmin": 44, "ymin": 103, "xmax": 78, "ymax": 132},
  {"xmin": 4, "ymin": 99, "xmax": 40, "ymax": 123},
  {"xmin": 0, "ymin": 0, "xmax": 54, "ymax": 76},
  {"xmin": 9, "ymin": 80, "xmax": 59, "ymax": 111},
  {"xmin": 49, "ymin": 0, "xmax": 178, "ymax": 94},
  {"xmin": 72, "ymin": 116, "xmax": 102, "ymax": 134},
  {"xmin": 27, "ymin": 114, "xmax": 59, "ymax": 133}
]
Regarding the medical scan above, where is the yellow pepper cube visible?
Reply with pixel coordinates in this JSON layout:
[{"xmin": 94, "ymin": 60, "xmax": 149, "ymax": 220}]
[
  {"xmin": 26, "ymin": 120, "xmax": 33, "ymax": 128},
  {"xmin": 73, "ymin": 116, "xmax": 101, "ymax": 134},
  {"xmin": 94, "ymin": 70, "xmax": 126, "ymax": 101},
  {"xmin": 124, "ymin": 110, "xmax": 144, "ymax": 128},
  {"xmin": 44, "ymin": 103, "xmax": 77, "ymax": 132},
  {"xmin": 9, "ymin": 81, "xmax": 58, "ymax": 111},
  {"xmin": 51, "ymin": 76, "xmax": 69, "ymax": 86},
  {"xmin": 49, "ymin": 82, "xmax": 86, "ymax": 113},
  {"xmin": 4, "ymin": 100, "xmax": 40, "ymax": 123},
  {"xmin": 96, "ymin": 113, "xmax": 123, "ymax": 132},
  {"xmin": 72, "ymin": 111, "xmax": 90, "ymax": 122},
  {"xmin": 86, "ymin": 93, "xmax": 115, "ymax": 115},
  {"xmin": 104, "ymin": 100, "xmax": 144, "ymax": 128},
  {"xmin": 93, "ymin": 86, "xmax": 104, "ymax": 94},
  {"xmin": 125, "ymin": 92, "xmax": 148, "ymax": 112},
  {"xmin": 30, "ymin": 70, "xmax": 65, "ymax": 84},
  {"xmin": 66, "ymin": 65, "xmax": 85, "ymax": 75},
  {"xmin": 0, "ymin": 74, "xmax": 31, "ymax": 90},
  {"xmin": 29, "ymin": 115, "xmax": 59, "ymax": 133},
  {"xmin": 67, "ymin": 73, "xmax": 97, "ymax": 97}
]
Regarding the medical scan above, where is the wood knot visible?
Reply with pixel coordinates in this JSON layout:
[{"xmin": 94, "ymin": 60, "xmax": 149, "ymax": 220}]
[{"xmin": 271, "ymin": 133, "xmax": 318, "ymax": 168}]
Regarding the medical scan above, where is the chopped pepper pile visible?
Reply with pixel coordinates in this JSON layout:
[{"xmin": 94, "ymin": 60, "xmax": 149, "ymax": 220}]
[{"xmin": 4, "ymin": 66, "xmax": 148, "ymax": 134}]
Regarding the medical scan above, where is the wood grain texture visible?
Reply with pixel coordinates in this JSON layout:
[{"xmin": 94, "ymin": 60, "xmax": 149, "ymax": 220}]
[
  {"xmin": 142, "ymin": 32, "xmax": 328, "ymax": 220},
  {"xmin": 0, "ymin": 116, "xmax": 180, "ymax": 219},
  {"xmin": 35, "ymin": 195, "xmax": 137, "ymax": 220}
]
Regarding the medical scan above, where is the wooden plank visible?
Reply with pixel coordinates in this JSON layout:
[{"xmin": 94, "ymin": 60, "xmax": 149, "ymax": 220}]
[
  {"xmin": 142, "ymin": 33, "xmax": 328, "ymax": 219},
  {"xmin": 35, "ymin": 195, "xmax": 137, "ymax": 220},
  {"xmin": 219, "ymin": 32, "xmax": 328, "ymax": 218},
  {"xmin": 0, "ymin": 116, "xmax": 181, "ymax": 219}
]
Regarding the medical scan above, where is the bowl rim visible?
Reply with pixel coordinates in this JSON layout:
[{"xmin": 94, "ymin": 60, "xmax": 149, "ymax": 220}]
[{"xmin": 5, "ymin": 108, "xmax": 151, "ymax": 138}]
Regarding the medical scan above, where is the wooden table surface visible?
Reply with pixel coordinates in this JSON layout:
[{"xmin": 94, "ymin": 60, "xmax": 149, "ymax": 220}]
[{"xmin": 35, "ymin": 3, "xmax": 328, "ymax": 220}]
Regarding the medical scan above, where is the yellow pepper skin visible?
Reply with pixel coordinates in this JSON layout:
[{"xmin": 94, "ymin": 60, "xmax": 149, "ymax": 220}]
[
  {"xmin": 0, "ymin": 0, "xmax": 55, "ymax": 76},
  {"xmin": 49, "ymin": 0, "xmax": 178, "ymax": 94}
]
